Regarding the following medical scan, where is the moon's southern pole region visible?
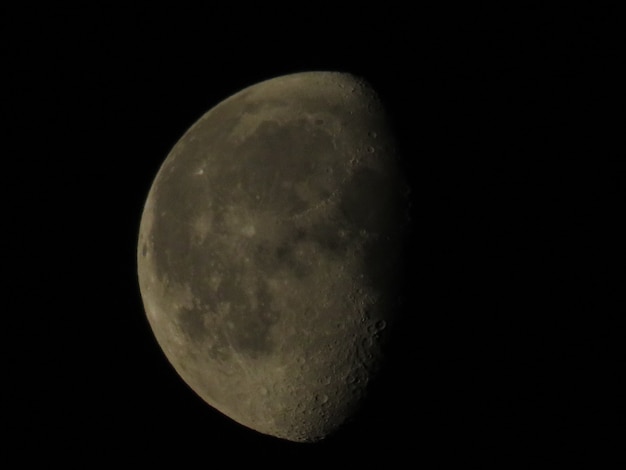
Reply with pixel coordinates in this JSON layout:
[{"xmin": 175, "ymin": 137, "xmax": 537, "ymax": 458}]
[{"xmin": 137, "ymin": 71, "xmax": 409, "ymax": 442}]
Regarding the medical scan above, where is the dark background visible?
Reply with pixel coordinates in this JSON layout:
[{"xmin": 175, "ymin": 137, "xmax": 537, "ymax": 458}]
[{"xmin": 4, "ymin": 5, "xmax": 623, "ymax": 465}]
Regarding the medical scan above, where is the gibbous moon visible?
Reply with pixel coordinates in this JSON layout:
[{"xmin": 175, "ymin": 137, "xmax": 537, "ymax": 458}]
[{"xmin": 137, "ymin": 71, "xmax": 409, "ymax": 442}]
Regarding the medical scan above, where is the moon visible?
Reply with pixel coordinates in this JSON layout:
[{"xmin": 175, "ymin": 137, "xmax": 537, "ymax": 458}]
[{"xmin": 137, "ymin": 71, "xmax": 410, "ymax": 442}]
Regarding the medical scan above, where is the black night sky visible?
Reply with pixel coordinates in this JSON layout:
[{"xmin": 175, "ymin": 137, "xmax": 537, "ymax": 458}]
[{"xmin": 4, "ymin": 5, "xmax": 623, "ymax": 466}]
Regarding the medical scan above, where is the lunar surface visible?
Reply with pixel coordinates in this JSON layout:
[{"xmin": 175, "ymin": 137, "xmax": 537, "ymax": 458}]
[{"xmin": 137, "ymin": 71, "xmax": 410, "ymax": 442}]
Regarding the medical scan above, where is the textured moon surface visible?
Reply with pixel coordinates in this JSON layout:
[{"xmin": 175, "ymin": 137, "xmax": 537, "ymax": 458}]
[{"xmin": 137, "ymin": 71, "xmax": 409, "ymax": 442}]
